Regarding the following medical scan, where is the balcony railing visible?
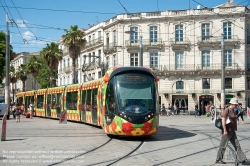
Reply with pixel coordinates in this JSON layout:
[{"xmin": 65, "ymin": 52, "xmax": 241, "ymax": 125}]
[
  {"xmin": 197, "ymin": 35, "xmax": 239, "ymax": 45},
  {"xmin": 196, "ymin": 63, "xmax": 240, "ymax": 71},
  {"xmin": 125, "ymin": 39, "xmax": 164, "ymax": 48},
  {"xmin": 82, "ymin": 61, "xmax": 101, "ymax": 71},
  {"xmin": 103, "ymin": 42, "xmax": 117, "ymax": 54},
  {"xmin": 84, "ymin": 37, "xmax": 104, "ymax": 50},
  {"xmin": 170, "ymin": 37, "xmax": 191, "ymax": 45}
]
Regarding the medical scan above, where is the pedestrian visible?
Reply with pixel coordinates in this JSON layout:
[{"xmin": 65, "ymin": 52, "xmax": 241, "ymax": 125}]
[
  {"xmin": 167, "ymin": 103, "xmax": 172, "ymax": 116},
  {"xmin": 194, "ymin": 103, "xmax": 200, "ymax": 118},
  {"xmin": 237, "ymin": 103, "xmax": 244, "ymax": 124},
  {"xmin": 210, "ymin": 104, "xmax": 215, "ymax": 121},
  {"xmin": 215, "ymin": 98, "xmax": 248, "ymax": 164},
  {"xmin": 160, "ymin": 104, "xmax": 166, "ymax": 116},
  {"xmin": 174, "ymin": 104, "xmax": 178, "ymax": 115},
  {"xmin": 14, "ymin": 103, "xmax": 21, "ymax": 123},
  {"xmin": 29, "ymin": 102, "xmax": 34, "ymax": 119}
]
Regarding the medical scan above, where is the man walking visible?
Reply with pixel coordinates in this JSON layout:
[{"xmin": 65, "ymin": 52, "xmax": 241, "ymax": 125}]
[
  {"xmin": 215, "ymin": 98, "xmax": 248, "ymax": 164},
  {"xmin": 29, "ymin": 102, "xmax": 34, "ymax": 119}
]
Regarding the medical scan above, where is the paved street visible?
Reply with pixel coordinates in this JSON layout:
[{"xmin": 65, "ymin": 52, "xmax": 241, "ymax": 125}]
[{"xmin": 0, "ymin": 114, "xmax": 249, "ymax": 166}]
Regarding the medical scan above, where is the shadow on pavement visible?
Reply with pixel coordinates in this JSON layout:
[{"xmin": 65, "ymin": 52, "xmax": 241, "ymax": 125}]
[{"xmin": 3, "ymin": 138, "xmax": 27, "ymax": 141}]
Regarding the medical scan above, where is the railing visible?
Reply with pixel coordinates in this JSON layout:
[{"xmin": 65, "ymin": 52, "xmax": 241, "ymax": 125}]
[
  {"xmin": 202, "ymin": 85, "xmax": 210, "ymax": 89},
  {"xmin": 103, "ymin": 42, "xmax": 117, "ymax": 53},
  {"xmin": 197, "ymin": 35, "xmax": 239, "ymax": 44},
  {"xmin": 84, "ymin": 37, "xmax": 104, "ymax": 50},
  {"xmin": 196, "ymin": 63, "xmax": 240, "ymax": 71},
  {"xmin": 159, "ymin": 89, "xmax": 242, "ymax": 94},
  {"xmin": 162, "ymin": 64, "xmax": 196, "ymax": 71},
  {"xmin": 125, "ymin": 39, "xmax": 164, "ymax": 47},
  {"xmin": 170, "ymin": 37, "xmax": 190, "ymax": 45}
]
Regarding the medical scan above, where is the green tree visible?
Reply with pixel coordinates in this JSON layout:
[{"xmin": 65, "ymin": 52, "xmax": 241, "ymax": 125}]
[
  {"xmin": 61, "ymin": 25, "xmax": 86, "ymax": 84},
  {"xmin": 16, "ymin": 64, "xmax": 28, "ymax": 92},
  {"xmin": 0, "ymin": 31, "xmax": 13, "ymax": 84},
  {"xmin": 36, "ymin": 62, "xmax": 50, "ymax": 88},
  {"xmin": 26, "ymin": 55, "xmax": 42, "ymax": 90},
  {"xmin": 41, "ymin": 42, "xmax": 63, "ymax": 87}
]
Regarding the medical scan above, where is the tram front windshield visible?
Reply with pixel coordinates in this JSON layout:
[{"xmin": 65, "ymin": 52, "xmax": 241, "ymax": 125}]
[{"xmin": 116, "ymin": 73, "xmax": 155, "ymax": 114}]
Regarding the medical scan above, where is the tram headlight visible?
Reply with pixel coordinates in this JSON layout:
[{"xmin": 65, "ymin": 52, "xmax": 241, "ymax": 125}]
[
  {"xmin": 120, "ymin": 113, "xmax": 123, "ymax": 117},
  {"xmin": 148, "ymin": 115, "xmax": 151, "ymax": 118},
  {"xmin": 124, "ymin": 115, "xmax": 127, "ymax": 118}
]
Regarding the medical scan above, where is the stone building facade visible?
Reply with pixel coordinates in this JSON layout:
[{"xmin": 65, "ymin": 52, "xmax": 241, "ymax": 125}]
[{"xmin": 58, "ymin": 1, "xmax": 250, "ymax": 113}]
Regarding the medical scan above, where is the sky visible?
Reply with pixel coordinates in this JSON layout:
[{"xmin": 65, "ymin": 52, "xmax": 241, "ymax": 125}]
[{"xmin": 0, "ymin": 0, "xmax": 249, "ymax": 54}]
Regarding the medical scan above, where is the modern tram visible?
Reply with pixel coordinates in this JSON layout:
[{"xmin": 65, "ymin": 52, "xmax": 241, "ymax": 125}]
[{"xmin": 16, "ymin": 67, "xmax": 159, "ymax": 136}]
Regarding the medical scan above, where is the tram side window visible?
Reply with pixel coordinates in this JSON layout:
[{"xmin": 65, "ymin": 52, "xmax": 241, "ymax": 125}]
[
  {"xmin": 37, "ymin": 95, "xmax": 44, "ymax": 108},
  {"xmin": 56, "ymin": 93, "xmax": 62, "ymax": 109},
  {"xmin": 82, "ymin": 90, "xmax": 86, "ymax": 111},
  {"xmin": 66, "ymin": 92, "xmax": 77, "ymax": 110},
  {"xmin": 106, "ymin": 80, "xmax": 115, "ymax": 114},
  {"xmin": 86, "ymin": 90, "xmax": 92, "ymax": 111},
  {"xmin": 51, "ymin": 94, "xmax": 57, "ymax": 109},
  {"xmin": 92, "ymin": 88, "xmax": 98, "ymax": 111},
  {"xmin": 18, "ymin": 97, "xmax": 23, "ymax": 105}
]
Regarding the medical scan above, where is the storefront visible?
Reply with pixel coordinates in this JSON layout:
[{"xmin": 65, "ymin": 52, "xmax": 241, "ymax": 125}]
[{"xmin": 199, "ymin": 95, "xmax": 214, "ymax": 115}]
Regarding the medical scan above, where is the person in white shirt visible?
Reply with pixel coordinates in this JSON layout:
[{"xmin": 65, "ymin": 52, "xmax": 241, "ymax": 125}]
[{"xmin": 29, "ymin": 102, "xmax": 34, "ymax": 119}]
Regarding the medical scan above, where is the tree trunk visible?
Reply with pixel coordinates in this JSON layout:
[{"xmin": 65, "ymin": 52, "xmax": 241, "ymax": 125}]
[
  {"xmin": 72, "ymin": 58, "xmax": 76, "ymax": 84},
  {"xmin": 22, "ymin": 80, "xmax": 25, "ymax": 92}
]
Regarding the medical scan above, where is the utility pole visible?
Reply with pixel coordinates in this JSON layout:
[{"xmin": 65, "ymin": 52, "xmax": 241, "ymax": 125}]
[
  {"xmin": 5, "ymin": 14, "xmax": 10, "ymax": 117},
  {"xmin": 139, "ymin": 36, "xmax": 143, "ymax": 67},
  {"xmin": 221, "ymin": 34, "xmax": 225, "ymax": 109}
]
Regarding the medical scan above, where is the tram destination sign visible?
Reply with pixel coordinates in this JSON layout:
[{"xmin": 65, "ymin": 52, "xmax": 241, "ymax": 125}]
[{"xmin": 119, "ymin": 75, "xmax": 148, "ymax": 82}]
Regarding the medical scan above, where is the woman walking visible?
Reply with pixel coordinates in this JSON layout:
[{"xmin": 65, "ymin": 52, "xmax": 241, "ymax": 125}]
[{"xmin": 14, "ymin": 103, "xmax": 21, "ymax": 122}]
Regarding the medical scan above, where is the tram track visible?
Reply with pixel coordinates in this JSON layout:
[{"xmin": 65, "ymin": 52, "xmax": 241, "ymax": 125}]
[
  {"xmin": 48, "ymin": 138, "xmax": 113, "ymax": 166},
  {"xmin": 106, "ymin": 139, "xmax": 145, "ymax": 166}
]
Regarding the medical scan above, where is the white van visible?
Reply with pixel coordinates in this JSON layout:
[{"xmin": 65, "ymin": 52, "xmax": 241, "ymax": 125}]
[{"xmin": 0, "ymin": 103, "xmax": 8, "ymax": 117}]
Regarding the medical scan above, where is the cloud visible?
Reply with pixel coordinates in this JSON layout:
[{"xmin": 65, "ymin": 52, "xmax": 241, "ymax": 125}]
[
  {"xmin": 22, "ymin": 31, "xmax": 34, "ymax": 41},
  {"xmin": 16, "ymin": 19, "xmax": 28, "ymax": 28}
]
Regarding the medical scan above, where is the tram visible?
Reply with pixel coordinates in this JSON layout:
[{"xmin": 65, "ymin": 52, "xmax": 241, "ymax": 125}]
[{"xmin": 17, "ymin": 67, "xmax": 159, "ymax": 136}]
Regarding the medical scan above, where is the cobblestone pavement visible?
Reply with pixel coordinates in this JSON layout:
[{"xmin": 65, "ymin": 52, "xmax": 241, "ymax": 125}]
[{"xmin": 0, "ymin": 115, "xmax": 249, "ymax": 166}]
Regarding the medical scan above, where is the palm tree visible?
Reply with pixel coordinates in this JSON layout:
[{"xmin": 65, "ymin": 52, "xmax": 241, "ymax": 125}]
[
  {"xmin": 9, "ymin": 66, "xmax": 17, "ymax": 102},
  {"xmin": 61, "ymin": 25, "xmax": 86, "ymax": 84},
  {"xmin": 41, "ymin": 42, "xmax": 63, "ymax": 87},
  {"xmin": 26, "ymin": 55, "xmax": 42, "ymax": 90},
  {"xmin": 16, "ymin": 64, "xmax": 28, "ymax": 92}
]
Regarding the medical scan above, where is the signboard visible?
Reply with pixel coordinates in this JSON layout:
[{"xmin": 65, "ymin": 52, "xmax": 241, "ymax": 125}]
[
  {"xmin": 211, "ymin": 107, "xmax": 216, "ymax": 123},
  {"xmin": 1, "ymin": 113, "xmax": 7, "ymax": 141},
  {"xmin": 59, "ymin": 110, "xmax": 67, "ymax": 124},
  {"xmin": 247, "ymin": 107, "xmax": 250, "ymax": 119}
]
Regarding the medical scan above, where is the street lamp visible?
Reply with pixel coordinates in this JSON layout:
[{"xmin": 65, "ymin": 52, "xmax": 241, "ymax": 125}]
[{"xmin": 221, "ymin": 34, "xmax": 225, "ymax": 109}]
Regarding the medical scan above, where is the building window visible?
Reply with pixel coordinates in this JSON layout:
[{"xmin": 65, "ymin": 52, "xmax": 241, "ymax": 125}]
[
  {"xmin": 106, "ymin": 33, "xmax": 109, "ymax": 45},
  {"xmin": 98, "ymin": 71, "xmax": 101, "ymax": 78},
  {"xmin": 202, "ymin": 51, "xmax": 210, "ymax": 68},
  {"xmin": 225, "ymin": 50, "xmax": 232, "ymax": 67},
  {"xmin": 130, "ymin": 27, "xmax": 138, "ymax": 44},
  {"xmin": 175, "ymin": 25, "xmax": 183, "ymax": 42},
  {"xmin": 88, "ymin": 53, "xmax": 91, "ymax": 63},
  {"xmin": 98, "ymin": 50, "xmax": 101, "ymax": 65},
  {"xmin": 130, "ymin": 53, "xmax": 138, "ymax": 66},
  {"xmin": 83, "ymin": 75, "xmax": 86, "ymax": 82},
  {"xmin": 202, "ymin": 78, "xmax": 210, "ymax": 89},
  {"xmin": 68, "ymin": 58, "xmax": 70, "ymax": 67},
  {"xmin": 113, "ymin": 54, "xmax": 116, "ymax": 67},
  {"xmin": 247, "ymin": 77, "xmax": 250, "ymax": 90},
  {"xmin": 223, "ymin": 22, "xmax": 232, "ymax": 40},
  {"xmin": 150, "ymin": 52, "xmax": 158, "ymax": 68},
  {"xmin": 113, "ymin": 30, "xmax": 116, "ymax": 45},
  {"xmin": 201, "ymin": 23, "xmax": 210, "ymax": 40},
  {"xmin": 176, "ymin": 81, "xmax": 184, "ymax": 89},
  {"xmin": 106, "ymin": 57, "xmax": 109, "ymax": 68},
  {"xmin": 175, "ymin": 51, "xmax": 183, "ymax": 69},
  {"xmin": 225, "ymin": 78, "xmax": 232, "ymax": 89},
  {"xmin": 92, "ymin": 73, "xmax": 95, "ymax": 80},
  {"xmin": 63, "ymin": 77, "xmax": 65, "ymax": 85},
  {"xmin": 150, "ymin": 26, "xmax": 157, "ymax": 43},
  {"xmin": 63, "ymin": 59, "xmax": 66, "ymax": 68}
]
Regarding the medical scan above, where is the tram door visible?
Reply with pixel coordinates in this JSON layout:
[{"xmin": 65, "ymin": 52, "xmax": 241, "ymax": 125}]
[
  {"xmin": 92, "ymin": 88, "xmax": 98, "ymax": 124},
  {"xmin": 81, "ymin": 90, "xmax": 86, "ymax": 122},
  {"xmin": 46, "ymin": 94, "xmax": 51, "ymax": 117}
]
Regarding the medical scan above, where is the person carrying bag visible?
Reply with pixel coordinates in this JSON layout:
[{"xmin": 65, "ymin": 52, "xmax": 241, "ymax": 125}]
[{"xmin": 14, "ymin": 103, "xmax": 21, "ymax": 123}]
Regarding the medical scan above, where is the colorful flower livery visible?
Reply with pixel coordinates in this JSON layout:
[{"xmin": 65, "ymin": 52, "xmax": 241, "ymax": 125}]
[{"xmin": 17, "ymin": 67, "xmax": 159, "ymax": 136}]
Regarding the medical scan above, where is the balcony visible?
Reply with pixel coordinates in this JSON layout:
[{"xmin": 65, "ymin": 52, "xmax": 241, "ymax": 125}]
[
  {"xmin": 63, "ymin": 66, "xmax": 72, "ymax": 73},
  {"xmin": 125, "ymin": 39, "xmax": 164, "ymax": 51},
  {"xmin": 197, "ymin": 35, "xmax": 240, "ymax": 48},
  {"xmin": 82, "ymin": 61, "xmax": 101, "ymax": 71},
  {"xmin": 82, "ymin": 37, "xmax": 104, "ymax": 52},
  {"xmin": 170, "ymin": 37, "xmax": 191, "ymax": 50},
  {"xmin": 103, "ymin": 42, "xmax": 117, "ymax": 54},
  {"xmin": 153, "ymin": 63, "xmax": 242, "ymax": 77}
]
